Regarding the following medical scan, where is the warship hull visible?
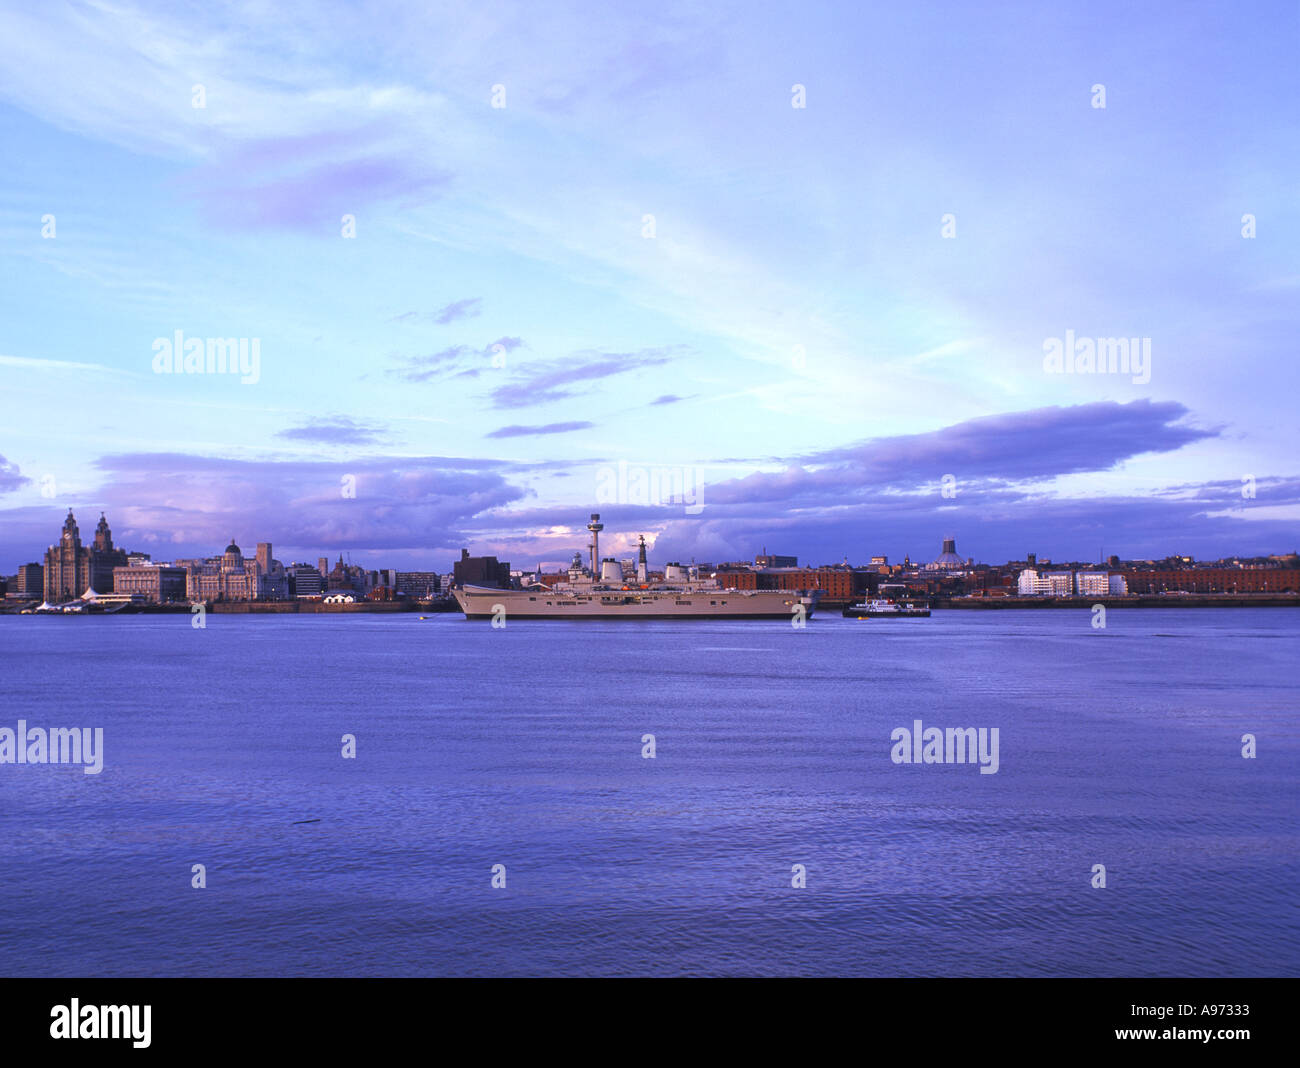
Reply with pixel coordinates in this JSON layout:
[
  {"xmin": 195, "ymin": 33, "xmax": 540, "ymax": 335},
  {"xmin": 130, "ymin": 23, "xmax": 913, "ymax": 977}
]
[{"xmin": 453, "ymin": 584, "xmax": 816, "ymax": 620}]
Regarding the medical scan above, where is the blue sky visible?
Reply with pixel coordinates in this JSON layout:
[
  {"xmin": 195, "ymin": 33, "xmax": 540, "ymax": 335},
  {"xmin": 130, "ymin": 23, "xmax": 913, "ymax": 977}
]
[{"xmin": 1, "ymin": 0, "xmax": 1296, "ymax": 571}]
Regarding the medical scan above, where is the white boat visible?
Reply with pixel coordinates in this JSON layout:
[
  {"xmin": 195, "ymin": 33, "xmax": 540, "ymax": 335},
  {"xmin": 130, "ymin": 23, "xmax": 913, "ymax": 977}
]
[{"xmin": 842, "ymin": 598, "xmax": 930, "ymax": 618}]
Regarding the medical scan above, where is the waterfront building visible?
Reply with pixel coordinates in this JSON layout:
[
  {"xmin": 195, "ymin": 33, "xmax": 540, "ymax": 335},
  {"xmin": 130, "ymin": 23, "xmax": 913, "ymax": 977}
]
[
  {"xmin": 15, "ymin": 562, "xmax": 43, "ymax": 596},
  {"xmin": 184, "ymin": 537, "xmax": 287, "ymax": 601},
  {"xmin": 325, "ymin": 556, "xmax": 372, "ymax": 593},
  {"xmin": 44, "ymin": 511, "xmax": 129, "ymax": 602},
  {"xmin": 1017, "ymin": 569, "xmax": 1076, "ymax": 596},
  {"xmin": 286, "ymin": 563, "xmax": 325, "ymax": 599},
  {"xmin": 254, "ymin": 543, "xmax": 290, "ymax": 600},
  {"xmin": 453, "ymin": 549, "xmax": 511, "ymax": 588},
  {"xmin": 396, "ymin": 571, "xmax": 440, "ymax": 599},
  {"xmin": 45, "ymin": 510, "xmax": 90, "ymax": 601},
  {"xmin": 755, "ymin": 549, "xmax": 797, "ymax": 568},
  {"xmin": 1075, "ymin": 572, "xmax": 1128, "ymax": 597},
  {"xmin": 88, "ymin": 513, "xmax": 129, "ymax": 592},
  {"xmin": 112, "ymin": 565, "xmax": 188, "ymax": 603},
  {"xmin": 714, "ymin": 565, "xmax": 872, "ymax": 603},
  {"xmin": 1122, "ymin": 568, "xmax": 1298, "ymax": 594},
  {"xmin": 187, "ymin": 539, "xmax": 257, "ymax": 601}
]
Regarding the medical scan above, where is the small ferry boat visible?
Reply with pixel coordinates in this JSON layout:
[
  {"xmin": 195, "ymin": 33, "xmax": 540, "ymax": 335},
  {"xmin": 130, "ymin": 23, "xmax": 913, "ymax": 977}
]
[{"xmin": 842, "ymin": 598, "xmax": 930, "ymax": 618}]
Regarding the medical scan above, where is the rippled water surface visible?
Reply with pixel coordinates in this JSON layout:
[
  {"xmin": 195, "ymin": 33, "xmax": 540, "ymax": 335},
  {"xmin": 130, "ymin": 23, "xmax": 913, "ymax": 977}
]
[{"xmin": 1, "ymin": 609, "xmax": 1296, "ymax": 976}]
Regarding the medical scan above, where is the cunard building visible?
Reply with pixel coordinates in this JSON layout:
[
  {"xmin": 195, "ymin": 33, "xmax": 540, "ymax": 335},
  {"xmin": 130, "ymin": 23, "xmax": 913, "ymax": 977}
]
[{"xmin": 43, "ymin": 511, "xmax": 129, "ymax": 602}]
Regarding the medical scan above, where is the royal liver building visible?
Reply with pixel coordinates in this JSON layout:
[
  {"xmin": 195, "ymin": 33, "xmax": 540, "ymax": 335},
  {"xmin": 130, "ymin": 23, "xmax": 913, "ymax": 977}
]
[{"xmin": 43, "ymin": 510, "xmax": 127, "ymax": 602}]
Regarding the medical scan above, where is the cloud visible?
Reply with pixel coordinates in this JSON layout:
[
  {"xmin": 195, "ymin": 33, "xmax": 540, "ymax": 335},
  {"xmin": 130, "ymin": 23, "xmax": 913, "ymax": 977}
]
[
  {"xmin": 490, "ymin": 347, "xmax": 680, "ymax": 408},
  {"xmin": 388, "ymin": 338, "xmax": 525, "ymax": 382},
  {"xmin": 275, "ymin": 418, "xmax": 385, "ymax": 445},
  {"xmin": 389, "ymin": 345, "xmax": 474, "ymax": 382},
  {"xmin": 650, "ymin": 393, "xmax": 689, "ymax": 406},
  {"xmin": 434, "ymin": 298, "xmax": 482, "ymax": 324},
  {"xmin": 0, "ymin": 354, "xmax": 131, "ymax": 377},
  {"xmin": 441, "ymin": 401, "xmax": 1251, "ymax": 565},
  {"xmin": 0, "ymin": 405, "xmax": 1290, "ymax": 572},
  {"xmin": 707, "ymin": 399, "xmax": 1217, "ymax": 507},
  {"xmin": 72, "ymin": 451, "xmax": 528, "ymax": 563},
  {"xmin": 468, "ymin": 475, "xmax": 1300, "ymax": 570},
  {"xmin": 181, "ymin": 127, "xmax": 451, "ymax": 232},
  {"xmin": 388, "ymin": 305, "xmax": 498, "ymax": 328},
  {"xmin": 0, "ymin": 455, "xmax": 29, "ymax": 494},
  {"xmin": 486, "ymin": 421, "xmax": 595, "ymax": 439}
]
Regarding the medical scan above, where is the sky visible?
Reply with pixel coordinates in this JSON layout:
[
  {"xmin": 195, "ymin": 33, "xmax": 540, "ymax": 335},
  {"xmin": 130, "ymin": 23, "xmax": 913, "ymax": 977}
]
[{"xmin": 0, "ymin": 0, "xmax": 1296, "ymax": 573}]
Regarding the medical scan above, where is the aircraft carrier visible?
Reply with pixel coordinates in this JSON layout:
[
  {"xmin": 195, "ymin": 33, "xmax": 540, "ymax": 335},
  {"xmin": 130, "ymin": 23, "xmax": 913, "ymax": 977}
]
[{"xmin": 453, "ymin": 514, "xmax": 818, "ymax": 620}]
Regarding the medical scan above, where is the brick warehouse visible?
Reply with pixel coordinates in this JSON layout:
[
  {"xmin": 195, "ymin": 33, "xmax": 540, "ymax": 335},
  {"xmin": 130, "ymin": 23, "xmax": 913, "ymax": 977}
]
[
  {"xmin": 1122, "ymin": 568, "xmax": 1299, "ymax": 593},
  {"xmin": 714, "ymin": 566, "xmax": 875, "ymax": 603}
]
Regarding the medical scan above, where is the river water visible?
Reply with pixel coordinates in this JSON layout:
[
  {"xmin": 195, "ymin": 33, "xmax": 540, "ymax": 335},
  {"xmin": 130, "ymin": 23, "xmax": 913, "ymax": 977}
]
[{"xmin": 0, "ymin": 608, "xmax": 1295, "ymax": 976}]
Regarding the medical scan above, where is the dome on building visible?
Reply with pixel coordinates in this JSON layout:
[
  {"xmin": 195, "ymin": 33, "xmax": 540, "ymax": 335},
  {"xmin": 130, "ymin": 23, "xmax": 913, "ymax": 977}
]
[
  {"xmin": 225, "ymin": 538, "xmax": 241, "ymax": 555},
  {"xmin": 930, "ymin": 536, "xmax": 965, "ymax": 570}
]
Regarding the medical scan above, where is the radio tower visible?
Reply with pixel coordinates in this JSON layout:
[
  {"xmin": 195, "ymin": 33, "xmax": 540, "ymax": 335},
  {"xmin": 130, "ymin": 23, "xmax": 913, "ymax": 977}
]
[{"xmin": 587, "ymin": 513, "xmax": 604, "ymax": 574}]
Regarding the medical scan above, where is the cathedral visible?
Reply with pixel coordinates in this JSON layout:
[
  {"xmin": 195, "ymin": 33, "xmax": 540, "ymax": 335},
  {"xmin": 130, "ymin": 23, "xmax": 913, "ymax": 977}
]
[{"xmin": 43, "ymin": 511, "xmax": 128, "ymax": 602}]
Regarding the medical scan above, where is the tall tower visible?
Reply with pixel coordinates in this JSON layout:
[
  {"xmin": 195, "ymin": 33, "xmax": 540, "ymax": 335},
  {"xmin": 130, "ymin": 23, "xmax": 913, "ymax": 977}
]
[
  {"xmin": 87, "ymin": 512, "xmax": 127, "ymax": 593},
  {"xmin": 636, "ymin": 534, "xmax": 648, "ymax": 583},
  {"xmin": 45, "ymin": 510, "xmax": 87, "ymax": 602},
  {"xmin": 256, "ymin": 542, "xmax": 272, "ymax": 575},
  {"xmin": 92, "ymin": 513, "xmax": 113, "ymax": 552},
  {"xmin": 586, "ymin": 513, "xmax": 604, "ymax": 574}
]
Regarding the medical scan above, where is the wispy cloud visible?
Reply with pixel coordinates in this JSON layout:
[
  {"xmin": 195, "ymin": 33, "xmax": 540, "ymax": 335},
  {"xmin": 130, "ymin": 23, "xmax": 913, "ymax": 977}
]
[
  {"xmin": 388, "ymin": 337, "xmax": 525, "ymax": 383},
  {"xmin": 490, "ymin": 347, "xmax": 680, "ymax": 409},
  {"xmin": 486, "ymin": 421, "xmax": 595, "ymax": 439},
  {"xmin": 275, "ymin": 417, "xmax": 385, "ymax": 445},
  {"xmin": 0, "ymin": 353, "xmax": 131, "ymax": 376},
  {"xmin": 434, "ymin": 297, "xmax": 482, "ymax": 324},
  {"xmin": 389, "ymin": 303, "xmax": 493, "ymax": 326},
  {"xmin": 183, "ymin": 138, "xmax": 451, "ymax": 232}
]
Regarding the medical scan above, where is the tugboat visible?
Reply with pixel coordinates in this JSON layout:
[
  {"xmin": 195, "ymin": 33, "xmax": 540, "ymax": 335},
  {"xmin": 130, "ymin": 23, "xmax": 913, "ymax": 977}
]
[{"xmin": 842, "ymin": 598, "xmax": 930, "ymax": 618}]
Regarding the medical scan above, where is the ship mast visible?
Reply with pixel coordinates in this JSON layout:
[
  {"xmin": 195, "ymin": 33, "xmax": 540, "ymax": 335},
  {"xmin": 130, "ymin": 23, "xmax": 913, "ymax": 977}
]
[{"xmin": 586, "ymin": 513, "xmax": 604, "ymax": 574}]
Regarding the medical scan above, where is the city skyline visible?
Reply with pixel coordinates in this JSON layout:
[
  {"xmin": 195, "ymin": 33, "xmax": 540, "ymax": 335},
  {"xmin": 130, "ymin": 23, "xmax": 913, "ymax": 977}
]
[
  {"xmin": 1, "ymin": 2, "xmax": 1297, "ymax": 570},
  {"xmin": 8, "ymin": 504, "xmax": 1296, "ymax": 581}
]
